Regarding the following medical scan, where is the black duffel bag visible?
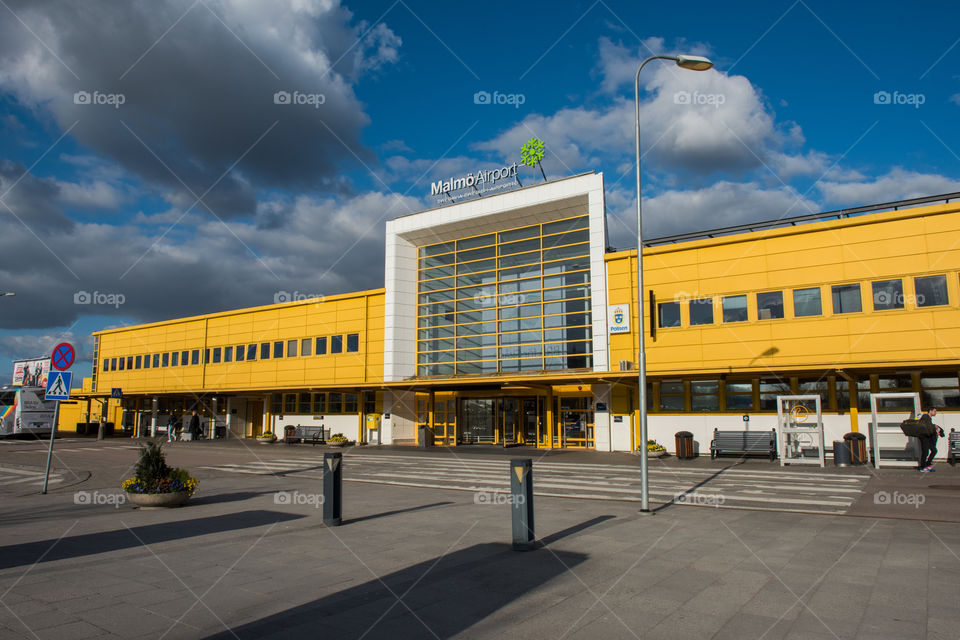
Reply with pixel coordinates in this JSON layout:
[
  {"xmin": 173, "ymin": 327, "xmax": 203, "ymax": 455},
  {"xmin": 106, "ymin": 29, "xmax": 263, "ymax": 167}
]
[{"xmin": 901, "ymin": 418, "xmax": 935, "ymax": 437}]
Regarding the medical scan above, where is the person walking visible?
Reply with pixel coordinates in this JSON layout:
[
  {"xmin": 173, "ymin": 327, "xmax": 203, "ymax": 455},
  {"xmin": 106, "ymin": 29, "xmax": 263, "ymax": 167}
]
[
  {"xmin": 167, "ymin": 413, "xmax": 177, "ymax": 442},
  {"xmin": 189, "ymin": 411, "xmax": 200, "ymax": 441},
  {"xmin": 917, "ymin": 407, "xmax": 944, "ymax": 472}
]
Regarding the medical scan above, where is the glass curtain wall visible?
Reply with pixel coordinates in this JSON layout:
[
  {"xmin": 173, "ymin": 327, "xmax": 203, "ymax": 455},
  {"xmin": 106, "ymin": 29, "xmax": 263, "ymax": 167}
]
[{"xmin": 417, "ymin": 215, "xmax": 593, "ymax": 376}]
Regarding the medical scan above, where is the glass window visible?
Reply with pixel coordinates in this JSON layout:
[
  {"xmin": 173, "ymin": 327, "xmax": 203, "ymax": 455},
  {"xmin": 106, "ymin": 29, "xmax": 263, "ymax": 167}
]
[
  {"xmin": 659, "ymin": 381, "xmax": 684, "ymax": 411},
  {"xmin": 313, "ymin": 393, "xmax": 326, "ymax": 414},
  {"xmin": 542, "ymin": 216, "xmax": 587, "ymax": 235},
  {"xmin": 180, "ymin": 350, "xmax": 188, "ymax": 366},
  {"xmin": 871, "ymin": 279, "xmax": 904, "ymax": 311},
  {"xmin": 831, "ymin": 284, "xmax": 862, "ymax": 314},
  {"xmin": 260, "ymin": 343, "xmax": 270, "ymax": 359},
  {"xmin": 346, "ymin": 334, "xmax": 359, "ymax": 352},
  {"xmin": 235, "ymin": 345, "xmax": 244, "ymax": 362},
  {"xmin": 658, "ymin": 301, "xmax": 681, "ymax": 328},
  {"xmin": 298, "ymin": 392, "xmax": 311, "ymax": 414},
  {"xmin": 301, "ymin": 338, "xmax": 312, "ymax": 356},
  {"xmin": 691, "ymin": 380, "xmax": 719, "ymax": 411},
  {"xmin": 273, "ymin": 341, "xmax": 283, "ymax": 358},
  {"xmin": 916, "ymin": 275, "xmax": 948, "ymax": 307},
  {"xmin": 103, "ymin": 358, "xmax": 109, "ymax": 372},
  {"xmin": 499, "ymin": 224, "xmax": 539, "ymax": 243},
  {"xmin": 344, "ymin": 393, "xmax": 358, "ymax": 412},
  {"xmin": 284, "ymin": 393, "xmax": 296, "ymax": 414},
  {"xmin": 126, "ymin": 356, "xmax": 133, "ymax": 370},
  {"xmin": 757, "ymin": 291, "xmax": 784, "ymax": 320},
  {"xmin": 192, "ymin": 350, "xmax": 200, "ymax": 365},
  {"xmin": 921, "ymin": 373, "xmax": 960, "ymax": 409},
  {"xmin": 271, "ymin": 394, "xmax": 282, "ymax": 415},
  {"xmin": 793, "ymin": 287, "xmax": 822, "ymax": 317},
  {"xmin": 689, "ymin": 298, "xmax": 713, "ymax": 325},
  {"xmin": 420, "ymin": 241, "xmax": 455, "ymax": 257},
  {"xmin": 725, "ymin": 381, "xmax": 753, "ymax": 411},
  {"xmin": 331, "ymin": 335, "xmax": 343, "ymax": 354},
  {"xmin": 153, "ymin": 354, "xmax": 160, "ymax": 368},
  {"xmin": 135, "ymin": 355, "xmax": 142, "ymax": 369},
  {"xmin": 204, "ymin": 349, "xmax": 209, "ymax": 363},
  {"xmin": 457, "ymin": 234, "xmax": 494, "ymax": 250},
  {"xmin": 287, "ymin": 340, "xmax": 297, "ymax": 357},
  {"xmin": 798, "ymin": 378, "xmax": 829, "ymax": 409},
  {"xmin": 328, "ymin": 392, "xmax": 342, "ymax": 413},
  {"xmin": 212, "ymin": 348, "xmax": 221, "ymax": 364},
  {"xmin": 316, "ymin": 336, "xmax": 327, "ymax": 355},
  {"xmin": 170, "ymin": 352, "xmax": 178, "ymax": 367},
  {"xmin": 224, "ymin": 346, "xmax": 233, "ymax": 363},
  {"xmin": 141, "ymin": 355, "xmax": 149, "ymax": 370},
  {"xmin": 759, "ymin": 377, "xmax": 791, "ymax": 411},
  {"xmin": 118, "ymin": 357, "xmax": 125, "ymax": 371},
  {"xmin": 162, "ymin": 353, "xmax": 169, "ymax": 367},
  {"xmin": 722, "ymin": 295, "xmax": 748, "ymax": 323},
  {"xmin": 246, "ymin": 344, "xmax": 257, "ymax": 360}
]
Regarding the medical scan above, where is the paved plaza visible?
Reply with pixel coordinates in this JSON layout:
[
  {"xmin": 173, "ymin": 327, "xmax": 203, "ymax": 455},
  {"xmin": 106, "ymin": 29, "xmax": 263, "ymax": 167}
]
[{"xmin": 0, "ymin": 438, "xmax": 958, "ymax": 639}]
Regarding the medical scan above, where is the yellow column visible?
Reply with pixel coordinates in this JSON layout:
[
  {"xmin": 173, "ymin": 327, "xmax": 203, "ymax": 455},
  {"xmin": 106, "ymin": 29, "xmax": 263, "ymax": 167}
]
[
  {"xmin": 849, "ymin": 406, "xmax": 859, "ymax": 434},
  {"xmin": 428, "ymin": 390, "xmax": 435, "ymax": 445},
  {"xmin": 545, "ymin": 389, "xmax": 554, "ymax": 448}
]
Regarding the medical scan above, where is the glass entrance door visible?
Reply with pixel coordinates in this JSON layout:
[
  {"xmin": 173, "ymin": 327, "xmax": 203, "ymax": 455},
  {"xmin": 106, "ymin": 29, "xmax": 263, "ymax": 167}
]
[{"xmin": 461, "ymin": 398, "xmax": 496, "ymax": 443}]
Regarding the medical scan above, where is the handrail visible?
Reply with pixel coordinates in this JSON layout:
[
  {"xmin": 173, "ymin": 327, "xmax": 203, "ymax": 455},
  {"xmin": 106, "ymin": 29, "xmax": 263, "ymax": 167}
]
[{"xmin": 638, "ymin": 191, "xmax": 960, "ymax": 248}]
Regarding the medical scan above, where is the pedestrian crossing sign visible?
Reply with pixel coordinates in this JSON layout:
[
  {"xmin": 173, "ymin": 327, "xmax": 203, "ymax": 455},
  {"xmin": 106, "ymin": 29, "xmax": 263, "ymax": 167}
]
[{"xmin": 45, "ymin": 370, "xmax": 72, "ymax": 401}]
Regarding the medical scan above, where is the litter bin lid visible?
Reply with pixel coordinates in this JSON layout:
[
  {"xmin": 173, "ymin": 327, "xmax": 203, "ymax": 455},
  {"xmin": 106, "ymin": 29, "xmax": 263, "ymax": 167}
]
[
  {"xmin": 844, "ymin": 432, "xmax": 866, "ymax": 440},
  {"xmin": 675, "ymin": 431, "xmax": 693, "ymax": 437}
]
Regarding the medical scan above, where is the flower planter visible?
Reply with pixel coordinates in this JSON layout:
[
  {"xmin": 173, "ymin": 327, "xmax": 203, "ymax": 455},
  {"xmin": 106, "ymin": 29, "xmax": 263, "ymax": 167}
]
[
  {"xmin": 328, "ymin": 440, "xmax": 350, "ymax": 447},
  {"xmin": 257, "ymin": 437, "xmax": 277, "ymax": 445},
  {"xmin": 126, "ymin": 491, "xmax": 190, "ymax": 509}
]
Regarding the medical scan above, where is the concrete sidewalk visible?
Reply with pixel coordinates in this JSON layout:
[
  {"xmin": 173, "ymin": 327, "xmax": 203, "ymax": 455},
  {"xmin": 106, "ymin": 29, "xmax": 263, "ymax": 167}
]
[{"xmin": 0, "ymin": 461, "xmax": 958, "ymax": 639}]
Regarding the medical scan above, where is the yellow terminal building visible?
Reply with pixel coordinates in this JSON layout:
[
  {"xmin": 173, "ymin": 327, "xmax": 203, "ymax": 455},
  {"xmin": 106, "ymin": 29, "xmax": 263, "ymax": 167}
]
[{"xmin": 75, "ymin": 172, "xmax": 960, "ymax": 457}]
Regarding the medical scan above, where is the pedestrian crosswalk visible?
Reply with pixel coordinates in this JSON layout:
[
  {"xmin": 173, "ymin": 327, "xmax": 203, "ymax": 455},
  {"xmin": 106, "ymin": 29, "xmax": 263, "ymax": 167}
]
[
  {"xmin": 199, "ymin": 452, "xmax": 871, "ymax": 515},
  {"xmin": 0, "ymin": 465, "xmax": 64, "ymax": 486},
  {"xmin": 4, "ymin": 444, "xmax": 139, "ymax": 454}
]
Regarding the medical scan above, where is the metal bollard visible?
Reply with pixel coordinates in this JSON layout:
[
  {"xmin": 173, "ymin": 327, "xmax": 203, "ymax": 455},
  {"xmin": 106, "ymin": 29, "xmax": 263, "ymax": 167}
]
[
  {"xmin": 322, "ymin": 452, "xmax": 342, "ymax": 526},
  {"xmin": 510, "ymin": 458, "xmax": 535, "ymax": 551}
]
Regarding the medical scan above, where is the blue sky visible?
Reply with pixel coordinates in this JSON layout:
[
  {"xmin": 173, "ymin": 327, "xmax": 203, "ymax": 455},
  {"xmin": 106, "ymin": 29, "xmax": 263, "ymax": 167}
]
[{"xmin": 1, "ymin": 0, "xmax": 959, "ymax": 382}]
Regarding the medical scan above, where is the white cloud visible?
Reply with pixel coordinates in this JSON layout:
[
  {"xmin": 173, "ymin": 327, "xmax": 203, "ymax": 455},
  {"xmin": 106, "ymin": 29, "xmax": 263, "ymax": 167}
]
[
  {"xmin": 817, "ymin": 168, "xmax": 960, "ymax": 206},
  {"xmin": 56, "ymin": 179, "xmax": 125, "ymax": 209}
]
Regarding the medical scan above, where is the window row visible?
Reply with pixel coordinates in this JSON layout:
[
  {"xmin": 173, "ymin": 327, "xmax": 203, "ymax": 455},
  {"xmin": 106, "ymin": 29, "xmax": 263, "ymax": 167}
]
[
  {"xmin": 419, "ymin": 299, "xmax": 592, "ymax": 328},
  {"xmin": 418, "ymin": 355, "xmax": 593, "ymax": 376},
  {"xmin": 650, "ymin": 370, "xmax": 960, "ymax": 413},
  {"xmin": 418, "ymin": 215, "xmax": 588, "ymax": 259},
  {"xmin": 270, "ymin": 391, "xmax": 360, "ymax": 415},
  {"xmin": 658, "ymin": 274, "xmax": 951, "ymax": 328},
  {"xmin": 419, "ymin": 265, "xmax": 590, "ymax": 293},
  {"xmin": 101, "ymin": 333, "xmax": 360, "ymax": 372}
]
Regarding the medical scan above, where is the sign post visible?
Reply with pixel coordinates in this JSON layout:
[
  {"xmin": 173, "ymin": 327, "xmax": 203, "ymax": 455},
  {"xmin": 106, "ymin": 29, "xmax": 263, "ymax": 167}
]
[{"xmin": 42, "ymin": 346, "xmax": 73, "ymax": 495}]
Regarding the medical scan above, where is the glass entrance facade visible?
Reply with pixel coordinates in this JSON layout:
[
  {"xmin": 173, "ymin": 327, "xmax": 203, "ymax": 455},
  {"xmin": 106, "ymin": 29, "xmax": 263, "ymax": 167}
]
[{"xmin": 417, "ymin": 215, "xmax": 594, "ymax": 376}]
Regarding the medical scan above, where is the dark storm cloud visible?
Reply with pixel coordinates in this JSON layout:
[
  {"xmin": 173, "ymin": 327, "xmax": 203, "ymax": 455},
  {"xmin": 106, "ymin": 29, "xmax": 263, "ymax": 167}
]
[{"xmin": 0, "ymin": 0, "xmax": 400, "ymax": 216}]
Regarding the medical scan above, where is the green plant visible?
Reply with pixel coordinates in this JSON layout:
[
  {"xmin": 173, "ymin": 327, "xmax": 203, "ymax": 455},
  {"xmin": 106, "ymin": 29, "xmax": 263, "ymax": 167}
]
[
  {"xmin": 647, "ymin": 439, "xmax": 666, "ymax": 452},
  {"xmin": 122, "ymin": 446, "xmax": 198, "ymax": 495},
  {"xmin": 133, "ymin": 440, "xmax": 171, "ymax": 485},
  {"xmin": 259, "ymin": 431, "xmax": 275, "ymax": 438},
  {"xmin": 329, "ymin": 433, "xmax": 348, "ymax": 443}
]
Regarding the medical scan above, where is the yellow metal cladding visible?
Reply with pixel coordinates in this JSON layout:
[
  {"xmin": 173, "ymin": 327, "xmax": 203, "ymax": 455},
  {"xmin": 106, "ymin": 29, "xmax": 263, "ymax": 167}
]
[
  {"xmin": 606, "ymin": 200, "xmax": 960, "ymax": 376},
  {"xmin": 93, "ymin": 289, "xmax": 385, "ymax": 394}
]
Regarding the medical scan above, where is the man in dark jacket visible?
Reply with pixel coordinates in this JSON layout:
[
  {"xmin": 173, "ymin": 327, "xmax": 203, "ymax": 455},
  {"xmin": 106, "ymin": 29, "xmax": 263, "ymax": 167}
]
[
  {"xmin": 189, "ymin": 411, "xmax": 200, "ymax": 440},
  {"xmin": 917, "ymin": 407, "xmax": 944, "ymax": 472}
]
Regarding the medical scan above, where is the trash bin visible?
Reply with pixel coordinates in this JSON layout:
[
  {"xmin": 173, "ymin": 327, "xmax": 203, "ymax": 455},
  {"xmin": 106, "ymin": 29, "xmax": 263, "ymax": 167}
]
[
  {"xmin": 215, "ymin": 425, "xmax": 226, "ymax": 439},
  {"xmin": 833, "ymin": 440, "xmax": 852, "ymax": 466},
  {"xmin": 675, "ymin": 431, "xmax": 695, "ymax": 459},
  {"xmin": 844, "ymin": 432, "xmax": 867, "ymax": 465},
  {"xmin": 76, "ymin": 422, "xmax": 89, "ymax": 435},
  {"xmin": 418, "ymin": 424, "xmax": 433, "ymax": 448},
  {"xmin": 284, "ymin": 425, "xmax": 297, "ymax": 442}
]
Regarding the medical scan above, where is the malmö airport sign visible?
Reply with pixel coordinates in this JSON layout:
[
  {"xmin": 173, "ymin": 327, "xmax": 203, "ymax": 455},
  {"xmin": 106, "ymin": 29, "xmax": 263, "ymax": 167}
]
[{"xmin": 79, "ymin": 171, "xmax": 960, "ymax": 457}]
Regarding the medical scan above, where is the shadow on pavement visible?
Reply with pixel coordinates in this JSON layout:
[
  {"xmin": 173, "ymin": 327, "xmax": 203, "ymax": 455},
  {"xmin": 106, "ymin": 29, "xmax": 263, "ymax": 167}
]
[
  {"xmin": 0, "ymin": 510, "xmax": 303, "ymax": 570},
  {"xmin": 342, "ymin": 501, "xmax": 456, "ymax": 525},
  {"xmin": 539, "ymin": 515, "xmax": 616, "ymax": 546},
  {"xmin": 205, "ymin": 541, "xmax": 588, "ymax": 639},
  {"xmin": 188, "ymin": 491, "xmax": 283, "ymax": 506}
]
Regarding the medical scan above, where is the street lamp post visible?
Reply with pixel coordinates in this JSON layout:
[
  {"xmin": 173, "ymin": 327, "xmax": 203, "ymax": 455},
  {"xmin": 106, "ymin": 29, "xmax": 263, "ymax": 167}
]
[{"xmin": 635, "ymin": 54, "xmax": 713, "ymax": 512}]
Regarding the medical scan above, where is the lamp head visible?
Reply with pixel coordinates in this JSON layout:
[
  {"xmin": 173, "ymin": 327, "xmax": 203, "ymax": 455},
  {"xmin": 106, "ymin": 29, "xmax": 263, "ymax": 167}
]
[{"xmin": 675, "ymin": 55, "xmax": 713, "ymax": 71}]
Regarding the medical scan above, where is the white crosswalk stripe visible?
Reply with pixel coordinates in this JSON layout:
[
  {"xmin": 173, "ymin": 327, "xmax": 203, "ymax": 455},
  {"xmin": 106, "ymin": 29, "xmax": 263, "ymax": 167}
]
[
  {"xmin": 199, "ymin": 452, "xmax": 871, "ymax": 514},
  {"xmin": 0, "ymin": 465, "xmax": 64, "ymax": 485}
]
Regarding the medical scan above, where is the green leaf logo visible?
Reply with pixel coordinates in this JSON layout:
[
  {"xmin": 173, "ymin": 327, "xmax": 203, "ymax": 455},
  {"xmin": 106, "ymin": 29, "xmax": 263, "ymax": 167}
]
[{"xmin": 520, "ymin": 137, "xmax": 547, "ymax": 181}]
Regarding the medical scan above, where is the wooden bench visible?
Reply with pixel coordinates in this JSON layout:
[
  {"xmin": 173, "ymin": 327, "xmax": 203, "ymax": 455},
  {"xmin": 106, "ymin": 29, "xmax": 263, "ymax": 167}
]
[
  {"xmin": 710, "ymin": 429, "xmax": 777, "ymax": 461},
  {"xmin": 948, "ymin": 429, "xmax": 960, "ymax": 465},
  {"xmin": 284, "ymin": 425, "xmax": 328, "ymax": 446}
]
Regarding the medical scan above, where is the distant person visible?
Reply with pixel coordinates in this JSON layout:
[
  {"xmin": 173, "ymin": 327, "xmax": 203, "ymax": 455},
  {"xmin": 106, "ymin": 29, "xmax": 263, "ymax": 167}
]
[
  {"xmin": 917, "ymin": 407, "xmax": 944, "ymax": 472},
  {"xmin": 167, "ymin": 414, "xmax": 177, "ymax": 442},
  {"xmin": 189, "ymin": 411, "xmax": 200, "ymax": 440}
]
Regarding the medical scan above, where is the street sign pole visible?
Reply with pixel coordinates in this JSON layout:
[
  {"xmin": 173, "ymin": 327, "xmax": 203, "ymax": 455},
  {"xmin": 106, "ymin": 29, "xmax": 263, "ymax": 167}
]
[{"xmin": 42, "ymin": 400, "xmax": 60, "ymax": 495}]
